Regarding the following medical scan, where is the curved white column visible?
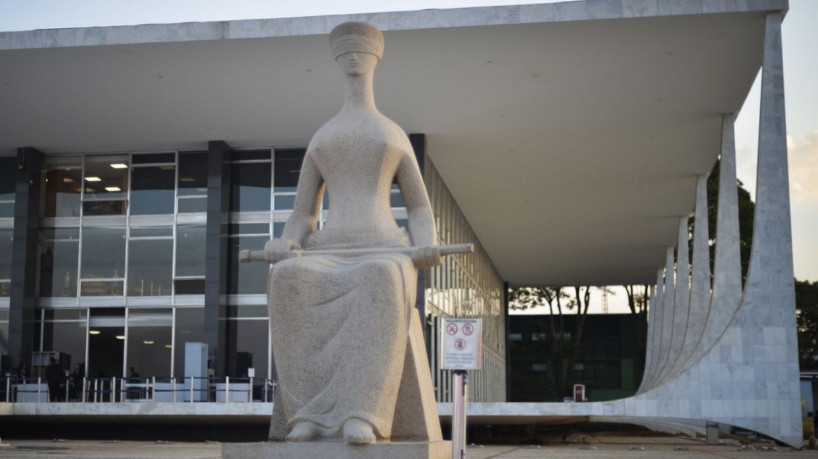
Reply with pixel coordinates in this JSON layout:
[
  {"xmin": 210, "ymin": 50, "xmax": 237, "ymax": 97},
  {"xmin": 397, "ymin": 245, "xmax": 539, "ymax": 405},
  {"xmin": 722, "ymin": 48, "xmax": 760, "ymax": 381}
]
[
  {"xmin": 637, "ymin": 271, "xmax": 663, "ymax": 394},
  {"xmin": 656, "ymin": 217, "xmax": 690, "ymax": 385}
]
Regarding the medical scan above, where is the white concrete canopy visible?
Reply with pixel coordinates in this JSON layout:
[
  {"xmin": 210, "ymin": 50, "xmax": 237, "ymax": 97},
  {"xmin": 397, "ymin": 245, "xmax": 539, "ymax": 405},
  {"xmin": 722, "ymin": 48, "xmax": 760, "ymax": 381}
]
[{"xmin": 0, "ymin": 0, "xmax": 786, "ymax": 286}]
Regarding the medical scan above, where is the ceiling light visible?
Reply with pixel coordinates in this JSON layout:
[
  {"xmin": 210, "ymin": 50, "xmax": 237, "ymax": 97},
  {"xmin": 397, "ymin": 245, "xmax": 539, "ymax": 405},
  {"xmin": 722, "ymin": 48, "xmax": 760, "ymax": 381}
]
[
  {"xmin": 116, "ymin": 335, "xmax": 125, "ymax": 340},
  {"xmin": 164, "ymin": 344, "xmax": 173, "ymax": 349},
  {"xmin": 105, "ymin": 186, "xmax": 121, "ymax": 192},
  {"xmin": 143, "ymin": 340, "xmax": 154, "ymax": 345},
  {"xmin": 110, "ymin": 163, "xmax": 128, "ymax": 169},
  {"xmin": 84, "ymin": 176, "xmax": 101, "ymax": 182},
  {"xmin": 89, "ymin": 330, "xmax": 101, "ymax": 335},
  {"xmin": 179, "ymin": 177, "xmax": 195, "ymax": 182},
  {"xmin": 63, "ymin": 177, "xmax": 74, "ymax": 183}
]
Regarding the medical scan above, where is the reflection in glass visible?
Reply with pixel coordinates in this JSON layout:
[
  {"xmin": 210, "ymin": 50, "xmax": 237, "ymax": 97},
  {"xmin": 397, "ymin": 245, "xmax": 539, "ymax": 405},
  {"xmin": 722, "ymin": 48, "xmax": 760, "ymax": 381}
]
[
  {"xmin": 41, "ymin": 310, "xmax": 87, "ymax": 379},
  {"xmin": 0, "ymin": 157, "xmax": 14, "ymax": 218},
  {"xmin": 39, "ymin": 228, "xmax": 79, "ymax": 297},
  {"xmin": 227, "ymin": 236, "xmax": 267, "ymax": 294},
  {"xmin": 274, "ymin": 149, "xmax": 304, "ymax": 193},
  {"xmin": 230, "ymin": 162, "xmax": 271, "ymax": 212},
  {"xmin": 128, "ymin": 238, "xmax": 172, "ymax": 296},
  {"xmin": 42, "ymin": 166, "xmax": 83, "ymax": 217},
  {"xmin": 174, "ymin": 279, "xmax": 205, "ymax": 294},
  {"xmin": 174, "ymin": 308, "xmax": 204, "ymax": 378},
  {"xmin": 0, "ymin": 308, "xmax": 8, "ymax": 357},
  {"xmin": 130, "ymin": 166, "xmax": 175, "ymax": 215},
  {"xmin": 222, "ymin": 306, "xmax": 268, "ymax": 379},
  {"xmin": 177, "ymin": 197, "xmax": 206, "ymax": 213},
  {"xmin": 83, "ymin": 155, "xmax": 129, "ymax": 199},
  {"xmin": 178, "ymin": 152, "xmax": 207, "ymax": 197},
  {"xmin": 176, "ymin": 225, "xmax": 206, "ymax": 278},
  {"xmin": 132, "ymin": 153, "xmax": 175, "ymax": 164},
  {"xmin": 81, "ymin": 227, "xmax": 126, "ymax": 279},
  {"xmin": 81, "ymin": 280, "xmax": 123, "ymax": 296},
  {"xmin": 127, "ymin": 309, "xmax": 172, "ymax": 378}
]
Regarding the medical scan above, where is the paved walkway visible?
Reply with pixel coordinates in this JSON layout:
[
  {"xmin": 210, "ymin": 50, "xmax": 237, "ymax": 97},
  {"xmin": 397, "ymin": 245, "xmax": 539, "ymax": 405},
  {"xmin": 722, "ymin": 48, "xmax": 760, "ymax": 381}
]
[{"xmin": 0, "ymin": 435, "xmax": 816, "ymax": 458}]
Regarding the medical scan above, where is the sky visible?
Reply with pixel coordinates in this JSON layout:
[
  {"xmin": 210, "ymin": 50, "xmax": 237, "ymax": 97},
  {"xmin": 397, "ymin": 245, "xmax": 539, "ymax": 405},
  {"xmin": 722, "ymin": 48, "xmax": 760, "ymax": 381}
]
[{"xmin": 1, "ymin": 0, "xmax": 816, "ymax": 313}]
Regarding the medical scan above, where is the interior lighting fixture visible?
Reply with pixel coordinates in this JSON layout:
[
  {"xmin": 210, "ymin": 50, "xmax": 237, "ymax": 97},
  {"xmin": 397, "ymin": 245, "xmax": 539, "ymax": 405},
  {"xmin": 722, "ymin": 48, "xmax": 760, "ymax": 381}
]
[
  {"xmin": 110, "ymin": 163, "xmax": 128, "ymax": 169},
  {"xmin": 62, "ymin": 177, "xmax": 74, "ymax": 183},
  {"xmin": 179, "ymin": 177, "xmax": 195, "ymax": 182},
  {"xmin": 143, "ymin": 340, "xmax": 155, "ymax": 345},
  {"xmin": 105, "ymin": 186, "xmax": 122, "ymax": 192},
  {"xmin": 89, "ymin": 330, "xmax": 101, "ymax": 335},
  {"xmin": 84, "ymin": 176, "xmax": 101, "ymax": 182},
  {"xmin": 164, "ymin": 344, "xmax": 173, "ymax": 349},
  {"xmin": 116, "ymin": 335, "xmax": 126, "ymax": 340}
]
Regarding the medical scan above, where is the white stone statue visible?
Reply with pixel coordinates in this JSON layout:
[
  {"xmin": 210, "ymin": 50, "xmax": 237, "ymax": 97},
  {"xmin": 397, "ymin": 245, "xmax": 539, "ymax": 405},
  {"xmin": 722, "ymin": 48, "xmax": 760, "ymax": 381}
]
[{"xmin": 253, "ymin": 22, "xmax": 463, "ymax": 446}]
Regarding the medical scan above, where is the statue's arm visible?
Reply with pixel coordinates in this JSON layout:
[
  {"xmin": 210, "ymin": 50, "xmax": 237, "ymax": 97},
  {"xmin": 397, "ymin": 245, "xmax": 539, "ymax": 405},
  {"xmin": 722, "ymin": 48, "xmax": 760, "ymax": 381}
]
[
  {"xmin": 265, "ymin": 151, "xmax": 324, "ymax": 261},
  {"xmin": 395, "ymin": 147, "xmax": 442, "ymax": 268}
]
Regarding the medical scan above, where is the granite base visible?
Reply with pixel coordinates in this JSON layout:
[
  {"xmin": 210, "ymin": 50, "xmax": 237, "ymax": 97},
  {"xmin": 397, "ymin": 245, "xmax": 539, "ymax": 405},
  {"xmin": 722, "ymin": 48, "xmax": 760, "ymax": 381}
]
[{"xmin": 222, "ymin": 440, "xmax": 452, "ymax": 459}]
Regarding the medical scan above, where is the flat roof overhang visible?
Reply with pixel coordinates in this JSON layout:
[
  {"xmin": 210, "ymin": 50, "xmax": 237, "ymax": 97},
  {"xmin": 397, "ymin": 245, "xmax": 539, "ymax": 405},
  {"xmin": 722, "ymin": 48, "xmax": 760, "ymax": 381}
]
[{"xmin": 0, "ymin": 0, "xmax": 787, "ymax": 287}]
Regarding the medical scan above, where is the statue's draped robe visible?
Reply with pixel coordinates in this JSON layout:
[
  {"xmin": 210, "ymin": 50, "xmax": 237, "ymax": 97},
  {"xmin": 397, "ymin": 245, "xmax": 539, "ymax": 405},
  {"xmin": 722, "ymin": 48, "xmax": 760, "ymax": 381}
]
[{"xmin": 268, "ymin": 227, "xmax": 416, "ymax": 438}]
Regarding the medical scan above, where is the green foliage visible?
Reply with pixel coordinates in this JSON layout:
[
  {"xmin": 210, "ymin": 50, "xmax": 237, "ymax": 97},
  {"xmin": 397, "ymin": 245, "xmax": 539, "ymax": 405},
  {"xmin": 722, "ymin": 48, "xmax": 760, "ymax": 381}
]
[{"xmin": 797, "ymin": 280, "xmax": 818, "ymax": 370}]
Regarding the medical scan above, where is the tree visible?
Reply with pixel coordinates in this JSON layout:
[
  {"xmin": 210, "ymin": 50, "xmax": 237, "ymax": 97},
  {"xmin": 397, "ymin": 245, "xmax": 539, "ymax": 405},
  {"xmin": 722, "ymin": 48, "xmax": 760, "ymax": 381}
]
[{"xmin": 797, "ymin": 280, "xmax": 818, "ymax": 370}]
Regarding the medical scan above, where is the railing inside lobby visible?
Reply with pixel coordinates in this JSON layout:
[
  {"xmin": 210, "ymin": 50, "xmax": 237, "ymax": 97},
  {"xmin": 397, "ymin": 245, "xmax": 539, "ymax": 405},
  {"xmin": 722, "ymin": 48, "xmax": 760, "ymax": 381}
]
[{"xmin": 1, "ymin": 376, "xmax": 276, "ymax": 404}]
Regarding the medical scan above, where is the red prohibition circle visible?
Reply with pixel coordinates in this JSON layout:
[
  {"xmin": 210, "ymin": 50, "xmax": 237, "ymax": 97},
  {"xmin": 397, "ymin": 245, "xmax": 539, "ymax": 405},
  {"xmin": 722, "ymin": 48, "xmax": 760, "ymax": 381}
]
[
  {"xmin": 462, "ymin": 323, "xmax": 474, "ymax": 336},
  {"xmin": 446, "ymin": 323, "xmax": 458, "ymax": 335}
]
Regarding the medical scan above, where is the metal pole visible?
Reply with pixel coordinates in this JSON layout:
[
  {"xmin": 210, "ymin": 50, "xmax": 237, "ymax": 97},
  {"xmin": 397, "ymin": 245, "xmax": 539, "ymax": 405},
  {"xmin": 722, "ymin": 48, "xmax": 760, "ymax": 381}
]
[
  {"xmin": 37, "ymin": 377, "xmax": 42, "ymax": 403},
  {"xmin": 451, "ymin": 370, "xmax": 468, "ymax": 459},
  {"xmin": 172, "ymin": 377, "xmax": 177, "ymax": 403},
  {"xmin": 82, "ymin": 377, "xmax": 87, "ymax": 403},
  {"xmin": 249, "ymin": 377, "xmax": 253, "ymax": 402},
  {"xmin": 93, "ymin": 379, "xmax": 98, "ymax": 403},
  {"xmin": 264, "ymin": 378, "xmax": 268, "ymax": 402},
  {"xmin": 112, "ymin": 377, "xmax": 116, "ymax": 403},
  {"xmin": 225, "ymin": 376, "xmax": 230, "ymax": 403},
  {"xmin": 65, "ymin": 377, "xmax": 70, "ymax": 402},
  {"xmin": 6, "ymin": 377, "xmax": 10, "ymax": 402},
  {"xmin": 190, "ymin": 376, "xmax": 194, "ymax": 403},
  {"xmin": 151, "ymin": 377, "xmax": 156, "ymax": 401}
]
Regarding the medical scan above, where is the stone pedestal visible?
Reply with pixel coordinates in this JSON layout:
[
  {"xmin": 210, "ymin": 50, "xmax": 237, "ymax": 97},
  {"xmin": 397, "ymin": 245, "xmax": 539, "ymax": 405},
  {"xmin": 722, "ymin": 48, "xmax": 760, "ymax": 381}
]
[{"xmin": 222, "ymin": 440, "xmax": 452, "ymax": 459}]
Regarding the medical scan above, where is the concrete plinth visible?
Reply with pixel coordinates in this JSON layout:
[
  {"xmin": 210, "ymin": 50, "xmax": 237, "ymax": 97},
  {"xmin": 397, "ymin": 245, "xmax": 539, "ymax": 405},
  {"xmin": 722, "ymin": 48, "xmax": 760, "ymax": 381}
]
[{"xmin": 222, "ymin": 440, "xmax": 452, "ymax": 459}]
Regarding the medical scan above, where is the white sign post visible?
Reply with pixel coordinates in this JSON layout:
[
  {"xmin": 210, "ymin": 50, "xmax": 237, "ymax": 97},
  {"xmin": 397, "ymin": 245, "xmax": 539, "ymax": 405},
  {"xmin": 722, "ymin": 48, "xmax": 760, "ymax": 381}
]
[{"xmin": 440, "ymin": 318, "xmax": 482, "ymax": 459}]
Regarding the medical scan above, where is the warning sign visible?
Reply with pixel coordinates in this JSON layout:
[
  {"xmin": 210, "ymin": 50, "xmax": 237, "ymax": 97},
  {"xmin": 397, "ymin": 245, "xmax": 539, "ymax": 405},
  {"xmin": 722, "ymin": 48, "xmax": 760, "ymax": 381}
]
[{"xmin": 440, "ymin": 318, "xmax": 482, "ymax": 370}]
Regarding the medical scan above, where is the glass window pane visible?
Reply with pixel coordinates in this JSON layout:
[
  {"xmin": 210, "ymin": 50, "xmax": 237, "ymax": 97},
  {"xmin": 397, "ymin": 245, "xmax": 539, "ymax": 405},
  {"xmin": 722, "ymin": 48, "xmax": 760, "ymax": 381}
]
[
  {"xmin": 81, "ymin": 280, "xmax": 123, "ymax": 296},
  {"xmin": 41, "ymin": 313, "xmax": 87, "ymax": 381},
  {"xmin": 273, "ymin": 222, "xmax": 285, "ymax": 238},
  {"xmin": 0, "ymin": 308, "xmax": 8, "ymax": 357},
  {"xmin": 81, "ymin": 227, "xmax": 125, "ymax": 279},
  {"xmin": 127, "ymin": 309, "xmax": 172, "ymax": 378},
  {"xmin": 274, "ymin": 149, "xmax": 304, "ymax": 192},
  {"xmin": 128, "ymin": 239, "xmax": 172, "ymax": 297},
  {"xmin": 274, "ymin": 194, "xmax": 295, "ymax": 210},
  {"xmin": 174, "ymin": 279, "xmax": 205, "ymax": 294},
  {"xmin": 132, "ymin": 153, "xmax": 175, "ymax": 165},
  {"xmin": 228, "ymin": 223, "xmax": 269, "ymax": 235},
  {"xmin": 227, "ymin": 236, "xmax": 267, "ymax": 294},
  {"xmin": 83, "ymin": 200, "xmax": 126, "ymax": 216},
  {"xmin": 223, "ymin": 315, "xmax": 268, "ymax": 379},
  {"xmin": 39, "ymin": 228, "xmax": 79, "ymax": 298},
  {"xmin": 130, "ymin": 227, "xmax": 172, "ymax": 238},
  {"xmin": 0, "ymin": 203, "xmax": 12, "ymax": 219},
  {"xmin": 130, "ymin": 166, "xmax": 175, "ymax": 215},
  {"xmin": 176, "ymin": 225, "xmax": 206, "ymax": 278},
  {"xmin": 42, "ymin": 166, "xmax": 82, "ymax": 217},
  {"xmin": 230, "ymin": 162, "xmax": 271, "ymax": 212},
  {"xmin": 178, "ymin": 152, "xmax": 207, "ymax": 197},
  {"xmin": 174, "ymin": 308, "xmax": 205, "ymax": 378},
  {"xmin": 233, "ymin": 150, "xmax": 270, "ymax": 161},
  {"xmin": 0, "ymin": 229, "xmax": 11, "ymax": 281},
  {"xmin": 83, "ymin": 155, "xmax": 129, "ymax": 202},
  {"xmin": 177, "ymin": 197, "xmax": 207, "ymax": 213},
  {"xmin": 0, "ymin": 157, "xmax": 14, "ymax": 201}
]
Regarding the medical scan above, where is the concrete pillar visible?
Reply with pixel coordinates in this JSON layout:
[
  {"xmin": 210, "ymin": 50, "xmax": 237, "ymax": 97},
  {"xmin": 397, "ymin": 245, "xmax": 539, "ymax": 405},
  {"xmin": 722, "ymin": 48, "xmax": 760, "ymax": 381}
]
[
  {"xmin": 7, "ymin": 147, "xmax": 43, "ymax": 369},
  {"xmin": 658, "ymin": 217, "xmax": 690, "ymax": 384},
  {"xmin": 204, "ymin": 140, "xmax": 232, "ymax": 377},
  {"xmin": 637, "ymin": 269, "xmax": 663, "ymax": 393}
]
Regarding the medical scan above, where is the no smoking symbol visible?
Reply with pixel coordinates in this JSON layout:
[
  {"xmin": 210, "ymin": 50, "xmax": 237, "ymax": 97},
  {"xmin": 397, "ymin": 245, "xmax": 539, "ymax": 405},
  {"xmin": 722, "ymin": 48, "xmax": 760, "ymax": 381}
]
[
  {"xmin": 446, "ymin": 323, "xmax": 458, "ymax": 335},
  {"xmin": 462, "ymin": 323, "xmax": 475, "ymax": 336},
  {"xmin": 454, "ymin": 338, "xmax": 467, "ymax": 351}
]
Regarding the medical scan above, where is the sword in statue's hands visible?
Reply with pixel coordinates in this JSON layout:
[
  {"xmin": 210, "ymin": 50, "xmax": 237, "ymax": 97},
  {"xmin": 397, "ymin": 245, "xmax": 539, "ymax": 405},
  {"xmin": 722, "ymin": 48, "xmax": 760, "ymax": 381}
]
[{"xmin": 239, "ymin": 242, "xmax": 473, "ymax": 268}]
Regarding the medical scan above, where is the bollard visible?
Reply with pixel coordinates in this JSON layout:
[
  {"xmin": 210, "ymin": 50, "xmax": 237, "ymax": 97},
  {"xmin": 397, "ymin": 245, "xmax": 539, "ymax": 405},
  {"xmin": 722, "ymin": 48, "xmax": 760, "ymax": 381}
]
[{"xmin": 451, "ymin": 370, "xmax": 468, "ymax": 459}]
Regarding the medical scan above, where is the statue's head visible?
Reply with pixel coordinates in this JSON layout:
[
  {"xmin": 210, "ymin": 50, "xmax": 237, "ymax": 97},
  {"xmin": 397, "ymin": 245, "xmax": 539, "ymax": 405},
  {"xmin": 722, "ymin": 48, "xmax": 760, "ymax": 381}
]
[{"xmin": 330, "ymin": 22, "xmax": 383, "ymax": 76}]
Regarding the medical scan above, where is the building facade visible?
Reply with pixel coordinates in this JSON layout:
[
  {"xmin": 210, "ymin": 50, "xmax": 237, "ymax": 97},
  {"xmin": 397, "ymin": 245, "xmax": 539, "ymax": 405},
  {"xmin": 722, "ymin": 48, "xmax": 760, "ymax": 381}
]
[{"xmin": 0, "ymin": 140, "xmax": 507, "ymax": 402}]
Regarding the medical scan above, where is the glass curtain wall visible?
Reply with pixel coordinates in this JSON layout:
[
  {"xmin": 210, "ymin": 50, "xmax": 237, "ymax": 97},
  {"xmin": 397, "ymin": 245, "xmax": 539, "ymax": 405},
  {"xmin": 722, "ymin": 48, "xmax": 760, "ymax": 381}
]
[
  {"xmin": 425, "ymin": 158, "xmax": 506, "ymax": 403},
  {"xmin": 0, "ymin": 157, "xmax": 15, "ymax": 298}
]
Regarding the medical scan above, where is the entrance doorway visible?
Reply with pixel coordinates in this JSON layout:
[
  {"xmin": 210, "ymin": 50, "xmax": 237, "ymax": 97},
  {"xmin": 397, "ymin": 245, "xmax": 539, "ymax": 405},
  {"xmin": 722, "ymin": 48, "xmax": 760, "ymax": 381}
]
[{"xmin": 87, "ymin": 309, "xmax": 125, "ymax": 379}]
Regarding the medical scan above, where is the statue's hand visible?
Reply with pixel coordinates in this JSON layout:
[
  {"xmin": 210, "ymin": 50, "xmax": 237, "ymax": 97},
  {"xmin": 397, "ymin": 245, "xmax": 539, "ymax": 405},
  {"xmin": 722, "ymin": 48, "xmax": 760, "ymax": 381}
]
[
  {"xmin": 264, "ymin": 238, "xmax": 302, "ymax": 263},
  {"xmin": 412, "ymin": 246, "xmax": 443, "ymax": 268}
]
